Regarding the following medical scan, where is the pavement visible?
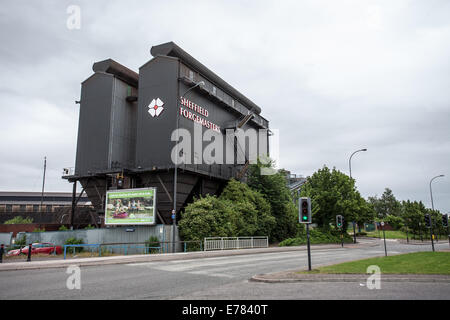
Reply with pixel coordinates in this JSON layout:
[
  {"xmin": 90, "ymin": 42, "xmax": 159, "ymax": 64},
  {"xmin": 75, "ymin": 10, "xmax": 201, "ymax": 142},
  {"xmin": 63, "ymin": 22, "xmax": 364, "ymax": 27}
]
[
  {"xmin": 250, "ymin": 270, "xmax": 450, "ymax": 283},
  {"xmin": 0, "ymin": 241, "xmax": 377, "ymax": 272}
]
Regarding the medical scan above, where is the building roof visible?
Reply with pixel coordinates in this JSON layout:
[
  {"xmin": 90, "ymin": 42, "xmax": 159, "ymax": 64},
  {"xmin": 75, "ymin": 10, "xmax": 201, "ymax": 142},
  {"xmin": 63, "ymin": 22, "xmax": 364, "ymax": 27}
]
[
  {"xmin": 0, "ymin": 192, "xmax": 90, "ymax": 205},
  {"xmin": 150, "ymin": 41, "xmax": 262, "ymax": 115}
]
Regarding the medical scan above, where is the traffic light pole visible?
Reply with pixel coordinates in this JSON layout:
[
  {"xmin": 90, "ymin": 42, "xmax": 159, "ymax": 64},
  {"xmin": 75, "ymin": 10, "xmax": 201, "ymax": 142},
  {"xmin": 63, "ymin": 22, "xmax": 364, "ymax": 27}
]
[
  {"xmin": 430, "ymin": 217, "xmax": 435, "ymax": 252},
  {"xmin": 306, "ymin": 223, "xmax": 312, "ymax": 271},
  {"xmin": 447, "ymin": 225, "xmax": 450, "ymax": 248},
  {"xmin": 381, "ymin": 223, "xmax": 387, "ymax": 257}
]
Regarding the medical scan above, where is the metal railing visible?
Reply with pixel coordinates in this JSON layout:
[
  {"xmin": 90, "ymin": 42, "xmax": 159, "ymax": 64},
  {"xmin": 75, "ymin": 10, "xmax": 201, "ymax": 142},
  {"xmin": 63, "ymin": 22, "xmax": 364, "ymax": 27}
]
[
  {"xmin": 62, "ymin": 240, "xmax": 204, "ymax": 259},
  {"xmin": 63, "ymin": 243, "xmax": 162, "ymax": 259},
  {"xmin": 203, "ymin": 236, "xmax": 268, "ymax": 251}
]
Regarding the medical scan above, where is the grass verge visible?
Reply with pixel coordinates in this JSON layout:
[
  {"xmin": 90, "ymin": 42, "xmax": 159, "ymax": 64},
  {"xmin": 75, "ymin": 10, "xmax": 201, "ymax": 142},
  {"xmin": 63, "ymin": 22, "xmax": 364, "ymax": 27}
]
[
  {"xmin": 364, "ymin": 230, "xmax": 449, "ymax": 240},
  {"xmin": 297, "ymin": 252, "xmax": 450, "ymax": 275}
]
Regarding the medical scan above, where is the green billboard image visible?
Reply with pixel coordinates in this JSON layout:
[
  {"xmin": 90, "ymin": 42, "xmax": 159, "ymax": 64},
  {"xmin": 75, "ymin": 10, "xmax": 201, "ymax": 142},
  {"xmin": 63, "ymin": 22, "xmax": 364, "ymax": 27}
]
[{"xmin": 105, "ymin": 188, "xmax": 156, "ymax": 225}]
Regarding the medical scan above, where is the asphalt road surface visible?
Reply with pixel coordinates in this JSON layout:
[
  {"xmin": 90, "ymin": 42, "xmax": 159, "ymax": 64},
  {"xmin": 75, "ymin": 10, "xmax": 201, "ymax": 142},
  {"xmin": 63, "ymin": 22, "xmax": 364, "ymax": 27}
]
[{"xmin": 0, "ymin": 238, "xmax": 449, "ymax": 300}]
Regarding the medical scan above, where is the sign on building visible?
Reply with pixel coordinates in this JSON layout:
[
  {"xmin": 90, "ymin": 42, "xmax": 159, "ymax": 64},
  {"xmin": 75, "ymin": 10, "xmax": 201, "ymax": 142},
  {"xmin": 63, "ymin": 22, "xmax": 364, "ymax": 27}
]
[{"xmin": 105, "ymin": 188, "xmax": 156, "ymax": 225}]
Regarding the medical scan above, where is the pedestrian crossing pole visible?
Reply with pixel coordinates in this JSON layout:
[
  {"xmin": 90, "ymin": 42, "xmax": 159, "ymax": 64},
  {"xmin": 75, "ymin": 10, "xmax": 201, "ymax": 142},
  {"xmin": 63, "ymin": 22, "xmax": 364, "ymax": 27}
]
[{"xmin": 299, "ymin": 197, "xmax": 312, "ymax": 271}]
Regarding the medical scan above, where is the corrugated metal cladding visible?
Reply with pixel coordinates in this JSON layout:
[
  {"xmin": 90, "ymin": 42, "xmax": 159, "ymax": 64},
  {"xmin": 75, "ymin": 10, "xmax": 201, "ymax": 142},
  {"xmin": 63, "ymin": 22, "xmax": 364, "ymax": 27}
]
[
  {"xmin": 71, "ymin": 42, "xmax": 270, "ymax": 223},
  {"xmin": 75, "ymin": 73, "xmax": 137, "ymax": 175}
]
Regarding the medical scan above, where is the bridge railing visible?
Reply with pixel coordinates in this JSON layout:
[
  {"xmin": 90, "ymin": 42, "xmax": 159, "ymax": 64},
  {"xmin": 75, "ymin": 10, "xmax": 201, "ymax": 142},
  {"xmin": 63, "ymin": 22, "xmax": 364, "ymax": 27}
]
[{"xmin": 203, "ymin": 236, "xmax": 268, "ymax": 251}]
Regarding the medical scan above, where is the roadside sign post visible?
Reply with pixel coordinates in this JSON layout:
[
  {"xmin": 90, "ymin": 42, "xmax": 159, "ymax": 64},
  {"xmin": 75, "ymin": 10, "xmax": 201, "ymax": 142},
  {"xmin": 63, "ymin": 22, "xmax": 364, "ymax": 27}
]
[
  {"xmin": 442, "ymin": 214, "xmax": 449, "ymax": 248},
  {"xmin": 425, "ymin": 214, "xmax": 435, "ymax": 252},
  {"xmin": 381, "ymin": 222, "xmax": 387, "ymax": 257},
  {"xmin": 0, "ymin": 244, "xmax": 3, "ymax": 263},
  {"xmin": 336, "ymin": 215, "xmax": 344, "ymax": 247},
  {"xmin": 299, "ymin": 197, "xmax": 312, "ymax": 271},
  {"xmin": 27, "ymin": 243, "xmax": 32, "ymax": 262}
]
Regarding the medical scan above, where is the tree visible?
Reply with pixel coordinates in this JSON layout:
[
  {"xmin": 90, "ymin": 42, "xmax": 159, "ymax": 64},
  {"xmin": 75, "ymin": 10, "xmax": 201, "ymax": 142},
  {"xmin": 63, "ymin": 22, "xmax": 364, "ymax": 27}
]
[
  {"xmin": 179, "ymin": 179, "xmax": 276, "ymax": 242},
  {"xmin": 4, "ymin": 216, "xmax": 33, "ymax": 224},
  {"xmin": 219, "ymin": 179, "xmax": 275, "ymax": 238},
  {"xmin": 178, "ymin": 195, "xmax": 236, "ymax": 241},
  {"xmin": 368, "ymin": 188, "xmax": 402, "ymax": 218},
  {"xmin": 247, "ymin": 160, "xmax": 299, "ymax": 242},
  {"xmin": 299, "ymin": 166, "xmax": 374, "ymax": 231}
]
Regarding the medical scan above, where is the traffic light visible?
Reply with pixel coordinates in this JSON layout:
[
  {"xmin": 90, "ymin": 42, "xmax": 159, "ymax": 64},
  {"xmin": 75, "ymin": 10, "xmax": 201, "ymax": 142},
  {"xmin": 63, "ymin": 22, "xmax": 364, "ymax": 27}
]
[
  {"xmin": 336, "ymin": 215, "xmax": 344, "ymax": 229},
  {"xmin": 424, "ymin": 214, "xmax": 431, "ymax": 228},
  {"xmin": 442, "ymin": 214, "xmax": 449, "ymax": 228},
  {"xmin": 299, "ymin": 197, "xmax": 311, "ymax": 224},
  {"xmin": 116, "ymin": 173, "xmax": 124, "ymax": 189}
]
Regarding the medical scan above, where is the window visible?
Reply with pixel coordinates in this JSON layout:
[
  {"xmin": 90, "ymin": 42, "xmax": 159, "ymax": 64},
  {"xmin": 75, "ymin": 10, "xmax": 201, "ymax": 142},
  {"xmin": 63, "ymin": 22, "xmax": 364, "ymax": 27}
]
[
  {"xmin": 189, "ymin": 70, "xmax": 194, "ymax": 81},
  {"xmin": 6, "ymin": 204, "xmax": 12, "ymax": 212},
  {"xmin": 212, "ymin": 86, "xmax": 217, "ymax": 96},
  {"xmin": 46, "ymin": 205, "xmax": 52, "ymax": 212},
  {"xmin": 19, "ymin": 204, "xmax": 26, "ymax": 212},
  {"xmin": 33, "ymin": 205, "xmax": 39, "ymax": 212}
]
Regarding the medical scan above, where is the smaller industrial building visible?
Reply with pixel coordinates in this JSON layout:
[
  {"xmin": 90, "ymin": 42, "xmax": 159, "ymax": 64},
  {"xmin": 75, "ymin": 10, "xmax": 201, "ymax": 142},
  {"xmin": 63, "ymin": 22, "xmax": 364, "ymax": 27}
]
[
  {"xmin": 0, "ymin": 191, "xmax": 90, "ymax": 213},
  {"xmin": 0, "ymin": 191, "xmax": 92, "ymax": 225}
]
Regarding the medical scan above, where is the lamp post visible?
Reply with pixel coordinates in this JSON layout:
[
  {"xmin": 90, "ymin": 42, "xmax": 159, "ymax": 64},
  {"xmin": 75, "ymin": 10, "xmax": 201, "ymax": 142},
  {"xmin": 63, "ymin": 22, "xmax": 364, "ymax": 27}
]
[
  {"xmin": 429, "ymin": 174, "xmax": 444, "ymax": 245},
  {"xmin": 348, "ymin": 148, "xmax": 367, "ymax": 243},
  {"xmin": 429, "ymin": 174, "xmax": 444, "ymax": 211},
  {"xmin": 172, "ymin": 81, "xmax": 205, "ymax": 253}
]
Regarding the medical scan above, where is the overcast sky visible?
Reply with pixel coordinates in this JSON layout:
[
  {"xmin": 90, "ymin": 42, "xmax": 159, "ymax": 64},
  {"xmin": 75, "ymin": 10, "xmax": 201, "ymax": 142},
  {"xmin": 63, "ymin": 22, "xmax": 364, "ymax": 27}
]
[{"xmin": 0, "ymin": 0, "xmax": 449, "ymax": 213}]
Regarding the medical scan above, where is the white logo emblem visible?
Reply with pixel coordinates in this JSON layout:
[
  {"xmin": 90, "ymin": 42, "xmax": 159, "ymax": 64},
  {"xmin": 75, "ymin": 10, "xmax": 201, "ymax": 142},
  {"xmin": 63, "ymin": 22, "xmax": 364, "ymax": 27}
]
[{"xmin": 148, "ymin": 98, "xmax": 164, "ymax": 117}]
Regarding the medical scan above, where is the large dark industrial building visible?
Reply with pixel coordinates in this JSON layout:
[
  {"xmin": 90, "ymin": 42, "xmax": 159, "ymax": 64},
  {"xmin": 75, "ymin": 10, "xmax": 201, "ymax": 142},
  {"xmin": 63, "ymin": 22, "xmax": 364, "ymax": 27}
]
[{"xmin": 64, "ymin": 41, "xmax": 270, "ymax": 226}]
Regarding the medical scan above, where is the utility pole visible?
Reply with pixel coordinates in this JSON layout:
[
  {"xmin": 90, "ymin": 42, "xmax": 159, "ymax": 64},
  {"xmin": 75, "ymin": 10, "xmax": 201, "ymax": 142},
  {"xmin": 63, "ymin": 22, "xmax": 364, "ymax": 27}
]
[
  {"xmin": 348, "ymin": 148, "xmax": 367, "ymax": 244},
  {"xmin": 40, "ymin": 156, "xmax": 47, "ymax": 228}
]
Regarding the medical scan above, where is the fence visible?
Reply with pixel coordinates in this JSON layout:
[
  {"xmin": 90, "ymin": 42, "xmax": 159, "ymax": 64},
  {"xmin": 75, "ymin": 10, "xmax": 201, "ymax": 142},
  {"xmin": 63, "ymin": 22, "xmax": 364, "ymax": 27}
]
[
  {"xmin": 62, "ymin": 240, "xmax": 203, "ymax": 259},
  {"xmin": 14, "ymin": 224, "xmax": 181, "ymax": 253},
  {"xmin": 63, "ymin": 243, "xmax": 162, "ymax": 259},
  {"xmin": 203, "ymin": 236, "xmax": 268, "ymax": 251}
]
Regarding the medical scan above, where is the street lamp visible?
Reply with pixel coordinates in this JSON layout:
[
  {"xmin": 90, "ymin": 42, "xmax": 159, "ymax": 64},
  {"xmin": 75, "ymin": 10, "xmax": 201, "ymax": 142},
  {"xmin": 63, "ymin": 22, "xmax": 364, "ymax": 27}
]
[
  {"xmin": 428, "ymin": 174, "xmax": 444, "ymax": 251},
  {"xmin": 349, "ymin": 148, "xmax": 367, "ymax": 179},
  {"xmin": 429, "ymin": 174, "xmax": 444, "ymax": 211},
  {"xmin": 172, "ymin": 81, "xmax": 205, "ymax": 253},
  {"xmin": 348, "ymin": 148, "xmax": 367, "ymax": 243}
]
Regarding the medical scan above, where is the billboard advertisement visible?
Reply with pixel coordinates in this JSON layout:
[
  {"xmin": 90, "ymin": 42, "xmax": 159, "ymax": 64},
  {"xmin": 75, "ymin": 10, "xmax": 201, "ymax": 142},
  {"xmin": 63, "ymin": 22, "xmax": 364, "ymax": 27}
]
[{"xmin": 105, "ymin": 188, "xmax": 156, "ymax": 225}]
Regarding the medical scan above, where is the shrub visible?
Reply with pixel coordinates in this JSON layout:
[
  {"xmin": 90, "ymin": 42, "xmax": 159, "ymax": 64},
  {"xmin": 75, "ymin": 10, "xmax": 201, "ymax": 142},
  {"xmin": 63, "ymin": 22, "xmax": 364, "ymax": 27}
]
[
  {"xmin": 179, "ymin": 180, "xmax": 277, "ymax": 242},
  {"xmin": 84, "ymin": 224, "xmax": 95, "ymax": 230},
  {"xmin": 64, "ymin": 237, "xmax": 84, "ymax": 253},
  {"xmin": 15, "ymin": 234, "xmax": 27, "ymax": 247},
  {"xmin": 279, "ymin": 228, "xmax": 353, "ymax": 246},
  {"xmin": 32, "ymin": 228, "xmax": 45, "ymax": 232},
  {"xmin": 59, "ymin": 225, "xmax": 69, "ymax": 231},
  {"xmin": 384, "ymin": 215, "xmax": 404, "ymax": 230},
  {"xmin": 179, "ymin": 195, "xmax": 236, "ymax": 241},
  {"xmin": 4, "ymin": 216, "xmax": 33, "ymax": 224},
  {"xmin": 146, "ymin": 235, "xmax": 160, "ymax": 254}
]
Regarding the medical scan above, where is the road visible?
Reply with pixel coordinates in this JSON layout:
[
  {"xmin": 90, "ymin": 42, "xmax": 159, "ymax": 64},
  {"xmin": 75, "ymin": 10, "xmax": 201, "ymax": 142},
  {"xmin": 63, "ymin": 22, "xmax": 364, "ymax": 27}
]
[{"xmin": 0, "ymin": 238, "xmax": 449, "ymax": 300}]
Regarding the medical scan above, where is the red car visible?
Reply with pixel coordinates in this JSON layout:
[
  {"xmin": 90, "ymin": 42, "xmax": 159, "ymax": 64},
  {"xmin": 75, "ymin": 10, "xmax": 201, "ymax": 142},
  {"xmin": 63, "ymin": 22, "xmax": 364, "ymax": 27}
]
[{"xmin": 7, "ymin": 243, "xmax": 63, "ymax": 256}]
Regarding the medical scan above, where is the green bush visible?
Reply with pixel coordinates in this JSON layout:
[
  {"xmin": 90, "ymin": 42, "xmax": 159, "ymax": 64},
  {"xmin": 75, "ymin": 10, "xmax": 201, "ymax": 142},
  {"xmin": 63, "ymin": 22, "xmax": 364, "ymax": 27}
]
[
  {"xmin": 32, "ymin": 228, "xmax": 45, "ymax": 232},
  {"xmin": 146, "ymin": 235, "xmax": 160, "ymax": 254},
  {"xmin": 179, "ymin": 195, "xmax": 236, "ymax": 241},
  {"xmin": 64, "ymin": 237, "xmax": 84, "ymax": 253},
  {"xmin": 84, "ymin": 224, "xmax": 95, "ymax": 230},
  {"xmin": 4, "ymin": 216, "xmax": 33, "ymax": 224},
  {"xmin": 15, "ymin": 234, "xmax": 27, "ymax": 247},
  {"xmin": 384, "ymin": 215, "xmax": 404, "ymax": 230},
  {"xmin": 179, "ymin": 179, "xmax": 277, "ymax": 242},
  {"xmin": 279, "ymin": 228, "xmax": 353, "ymax": 246},
  {"xmin": 58, "ymin": 225, "xmax": 69, "ymax": 231}
]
